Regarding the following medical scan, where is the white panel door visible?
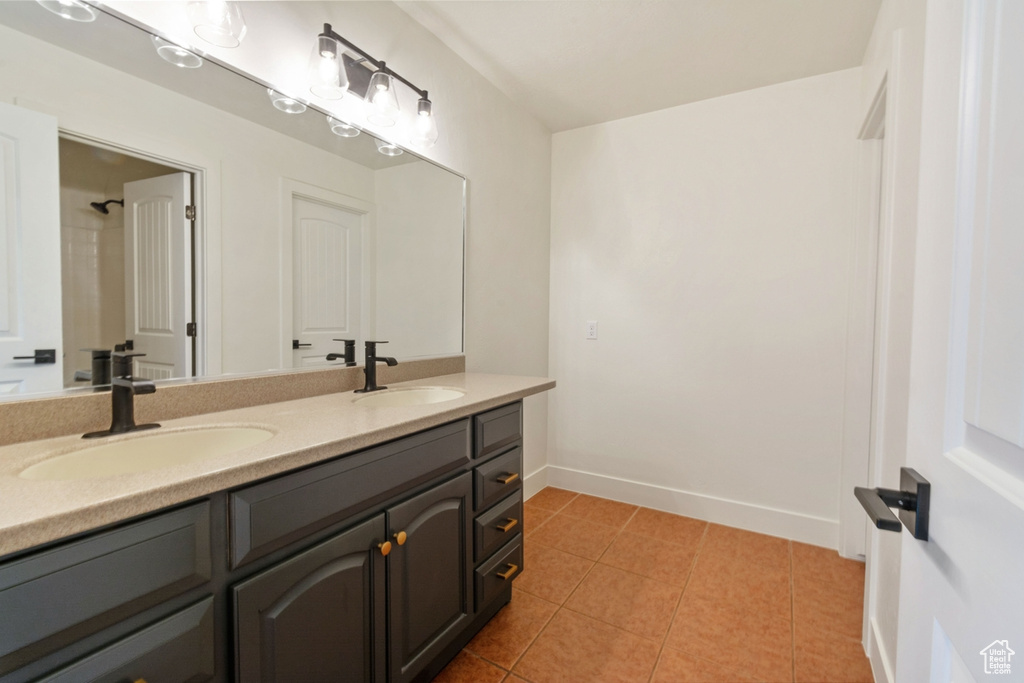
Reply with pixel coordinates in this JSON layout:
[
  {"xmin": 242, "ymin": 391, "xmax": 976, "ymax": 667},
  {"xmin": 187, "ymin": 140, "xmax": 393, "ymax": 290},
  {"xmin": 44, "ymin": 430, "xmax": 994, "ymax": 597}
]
[
  {"xmin": 0, "ymin": 102, "xmax": 62, "ymax": 395},
  {"xmin": 894, "ymin": 1, "xmax": 1024, "ymax": 680},
  {"xmin": 291, "ymin": 197, "xmax": 362, "ymax": 367},
  {"xmin": 124, "ymin": 172, "xmax": 192, "ymax": 381}
]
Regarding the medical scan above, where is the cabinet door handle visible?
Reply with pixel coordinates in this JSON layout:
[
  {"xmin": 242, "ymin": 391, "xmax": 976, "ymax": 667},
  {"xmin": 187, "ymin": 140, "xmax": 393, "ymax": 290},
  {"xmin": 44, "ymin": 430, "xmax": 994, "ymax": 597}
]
[
  {"xmin": 377, "ymin": 541, "xmax": 392, "ymax": 557},
  {"xmin": 134, "ymin": 679, "xmax": 148, "ymax": 683},
  {"xmin": 496, "ymin": 518, "xmax": 518, "ymax": 532},
  {"xmin": 393, "ymin": 530, "xmax": 407, "ymax": 546},
  {"xmin": 496, "ymin": 563, "xmax": 518, "ymax": 580},
  {"xmin": 497, "ymin": 472, "xmax": 519, "ymax": 485}
]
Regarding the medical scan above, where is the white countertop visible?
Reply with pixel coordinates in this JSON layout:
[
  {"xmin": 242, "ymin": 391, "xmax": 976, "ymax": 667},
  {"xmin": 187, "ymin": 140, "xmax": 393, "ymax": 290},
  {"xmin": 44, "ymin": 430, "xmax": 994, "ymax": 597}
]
[{"xmin": 0, "ymin": 373, "xmax": 554, "ymax": 556}]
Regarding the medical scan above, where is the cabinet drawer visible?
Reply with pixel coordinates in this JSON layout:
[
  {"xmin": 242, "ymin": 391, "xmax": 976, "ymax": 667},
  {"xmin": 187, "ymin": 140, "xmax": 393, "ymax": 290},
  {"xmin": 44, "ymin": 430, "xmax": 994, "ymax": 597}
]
[
  {"xmin": 474, "ymin": 538, "xmax": 522, "ymax": 610},
  {"xmin": 473, "ymin": 402, "xmax": 522, "ymax": 460},
  {"xmin": 38, "ymin": 598, "xmax": 215, "ymax": 683},
  {"xmin": 473, "ymin": 447, "xmax": 522, "ymax": 511},
  {"xmin": 0, "ymin": 503, "xmax": 211, "ymax": 676},
  {"xmin": 474, "ymin": 491, "xmax": 523, "ymax": 563},
  {"xmin": 230, "ymin": 419, "xmax": 470, "ymax": 568}
]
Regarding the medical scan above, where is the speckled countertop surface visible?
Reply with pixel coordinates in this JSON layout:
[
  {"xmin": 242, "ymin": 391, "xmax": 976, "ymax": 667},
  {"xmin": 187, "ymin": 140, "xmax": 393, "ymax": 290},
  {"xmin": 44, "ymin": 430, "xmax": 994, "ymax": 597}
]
[{"xmin": 0, "ymin": 373, "xmax": 554, "ymax": 557}]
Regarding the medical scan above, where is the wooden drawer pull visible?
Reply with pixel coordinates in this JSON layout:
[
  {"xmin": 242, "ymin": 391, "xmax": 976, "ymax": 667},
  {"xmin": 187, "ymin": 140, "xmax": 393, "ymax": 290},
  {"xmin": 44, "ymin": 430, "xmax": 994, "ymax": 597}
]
[
  {"xmin": 496, "ymin": 518, "xmax": 518, "ymax": 532},
  {"xmin": 496, "ymin": 563, "xmax": 519, "ymax": 580},
  {"xmin": 377, "ymin": 541, "xmax": 392, "ymax": 557},
  {"xmin": 497, "ymin": 472, "xmax": 519, "ymax": 485},
  {"xmin": 393, "ymin": 530, "xmax": 407, "ymax": 546}
]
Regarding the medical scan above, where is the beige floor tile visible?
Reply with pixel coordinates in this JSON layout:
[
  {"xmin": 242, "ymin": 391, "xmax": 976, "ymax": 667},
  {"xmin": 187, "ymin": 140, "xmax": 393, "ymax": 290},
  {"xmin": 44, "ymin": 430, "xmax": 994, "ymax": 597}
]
[
  {"xmin": 564, "ymin": 563, "xmax": 682, "ymax": 640},
  {"xmin": 467, "ymin": 589, "xmax": 559, "ymax": 670},
  {"xmin": 528, "ymin": 512, "xmax": 620, "ymax": 561},
  {"xmin": 600, "ymin": 531, "xmax": 699, "ymax": 588},
  {"xmin": 526, "ymin": 487, "xmax": 579, "ymax": 512},
  {"xmin": 513, "ymin": 609, "xmax": 660, "ymax": 683},
  {"xmin": 515, "ymin": 542, "xmax": 594, "ymax": 604},
  {"xmin": 433, "ymin": 651, "xmax": 507, "ymax": 683},
  {"xmin": 559, "ymin": 494, "xmax": 638, "ymax": 530}
]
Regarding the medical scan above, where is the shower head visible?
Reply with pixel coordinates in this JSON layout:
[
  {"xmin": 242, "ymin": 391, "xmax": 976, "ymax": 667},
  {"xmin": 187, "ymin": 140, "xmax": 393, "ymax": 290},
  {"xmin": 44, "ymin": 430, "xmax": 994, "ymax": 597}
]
[{"xmin": 90, "ymin": 199, "xmax": 124, "ymax": 215}]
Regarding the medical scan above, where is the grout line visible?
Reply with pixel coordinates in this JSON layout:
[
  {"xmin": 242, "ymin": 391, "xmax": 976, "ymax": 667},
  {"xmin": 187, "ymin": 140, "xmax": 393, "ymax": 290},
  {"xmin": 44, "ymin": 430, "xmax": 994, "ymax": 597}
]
[{"xmin": 646, "ymin": 522, "xmax": 710, "ymax": 683}]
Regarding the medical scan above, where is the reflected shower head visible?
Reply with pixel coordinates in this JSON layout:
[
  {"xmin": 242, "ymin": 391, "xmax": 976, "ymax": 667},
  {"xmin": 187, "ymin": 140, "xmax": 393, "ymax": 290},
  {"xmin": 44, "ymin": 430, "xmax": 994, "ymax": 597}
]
[{"xmin": 90, "ymin": 199, "xmax": 124, "ymax": 214}]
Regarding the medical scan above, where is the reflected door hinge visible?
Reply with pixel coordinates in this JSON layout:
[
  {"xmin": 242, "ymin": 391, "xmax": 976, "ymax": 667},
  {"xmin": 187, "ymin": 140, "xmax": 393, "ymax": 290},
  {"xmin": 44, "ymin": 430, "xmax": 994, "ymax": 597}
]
[
  {"xmin": 186, "ymin": 322, "xmax": 197, "ymax": 337},
  {"xmin": 185, "ymin": 205, "xmax": 196, "ymax": 221}
]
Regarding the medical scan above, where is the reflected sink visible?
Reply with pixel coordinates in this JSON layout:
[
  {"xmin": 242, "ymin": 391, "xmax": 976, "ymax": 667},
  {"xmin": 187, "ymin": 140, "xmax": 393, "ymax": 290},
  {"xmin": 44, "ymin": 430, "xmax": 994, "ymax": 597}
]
[
  {"xmin": 19, "ymin": 427, "xmax": 275, "ymax": 481},
  {"xmin": 353, "ymin": 387, "xmax": 466, "ymax": 408}
]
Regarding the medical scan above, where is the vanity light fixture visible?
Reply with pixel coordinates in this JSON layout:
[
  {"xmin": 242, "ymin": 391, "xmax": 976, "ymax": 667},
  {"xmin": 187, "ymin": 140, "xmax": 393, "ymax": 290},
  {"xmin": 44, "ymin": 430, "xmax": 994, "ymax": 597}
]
[
  {"xmin": 311, "ymin": 23, "xmax": 438, "ymax": 147},
  {"xmin": 267, "ymin": 89, "xmax": 307, "ymax": 115},
  {"xmin": 308, "ymin": 32, "xmax": 348, "ymax": 100},
  {"xmin": 186, "ymin": 0, "xmax": 246, "ymax": 48},
  {"xmin": 327, "ymin": 116, "xmax": 360, "ymax": 138},
  {"xmin": 374, "ymin": 138, "xmax": 403, "ymax": 157},
  {"xmin": 152, "ymin": 36, "xmax": 204, "ymax": 69},
  {"xmin": 36, "ymin": 0, "xmax": 98, "ymax": 22}
]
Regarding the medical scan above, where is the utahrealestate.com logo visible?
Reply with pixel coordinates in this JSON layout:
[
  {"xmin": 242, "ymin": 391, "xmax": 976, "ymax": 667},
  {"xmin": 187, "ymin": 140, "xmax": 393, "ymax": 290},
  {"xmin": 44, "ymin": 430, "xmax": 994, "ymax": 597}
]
[{"xmin": 980, "ymin": 640, "xmax": 1014, "ymax": 675}]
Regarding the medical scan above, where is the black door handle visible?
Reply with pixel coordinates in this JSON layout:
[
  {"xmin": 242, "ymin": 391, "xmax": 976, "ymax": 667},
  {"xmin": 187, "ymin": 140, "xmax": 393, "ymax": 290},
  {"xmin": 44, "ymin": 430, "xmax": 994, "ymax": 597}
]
[
  {"xmin": 292, "ymin": 340, "xmax": 312, "ymax": 350},
  {"xmin": 855, "ymin": 467, "xmax": 930, "ymax": 541},
  {"xmin": 13, "ymin": 349, "xmax": 56, "ymax": 364}
]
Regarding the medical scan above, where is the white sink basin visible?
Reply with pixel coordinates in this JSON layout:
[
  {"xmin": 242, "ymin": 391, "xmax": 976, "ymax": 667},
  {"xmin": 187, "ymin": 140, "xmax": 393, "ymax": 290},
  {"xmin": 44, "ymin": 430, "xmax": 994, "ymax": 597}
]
[
  {"xmin": 353, "ymin": 387, "xmax": 465, "ymax": 408},
  {"xmin": 19, "ymin": 427, "xmax": 275, "ymax": 481}
]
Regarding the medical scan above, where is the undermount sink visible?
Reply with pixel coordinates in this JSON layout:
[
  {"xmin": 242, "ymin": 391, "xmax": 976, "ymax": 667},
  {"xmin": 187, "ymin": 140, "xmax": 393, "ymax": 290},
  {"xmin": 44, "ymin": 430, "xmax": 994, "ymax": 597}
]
[
  {"xmin": 353, "ymin": 387, "xmax": 466, "ymax": 408},
  {"xmin": 19, "ymin": 427, "xmax": 275, "ymax": 481}
]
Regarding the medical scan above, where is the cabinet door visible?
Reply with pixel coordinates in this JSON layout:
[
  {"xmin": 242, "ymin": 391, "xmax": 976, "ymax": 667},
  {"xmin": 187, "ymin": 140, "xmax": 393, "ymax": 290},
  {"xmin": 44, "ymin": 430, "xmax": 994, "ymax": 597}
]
[
  {"xmin": 233, "ymin": 515, "xmax": 387, "ymax": 683},
  {"xmin": 387, "ymin": 473, "xmax": 472, "ymax": 683}
]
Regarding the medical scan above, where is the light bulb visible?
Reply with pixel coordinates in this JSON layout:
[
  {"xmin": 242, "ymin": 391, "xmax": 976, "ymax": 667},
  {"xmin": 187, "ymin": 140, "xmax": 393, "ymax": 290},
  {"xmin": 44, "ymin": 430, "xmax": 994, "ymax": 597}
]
[
  {"xmin": 375, "ymin": 138, "xmax": 403, "ymax": 156},
  {"xmin": 152, "ymin": 36, "xmax": 204, "ymax": 69},
  {"xmin": 365, "ymin": 69, "xmax": 400, "ymax": 127},
  {"xmin": 327, "ymin": 116, "xmax": 360, "ymax": 138},
  {"xmin": 308, "ymin": 33, "xmax": 348, "ymax": 100},
  {"xmin": 409, "ymin": 98, "xmax": 439, "ymax": 148},
  {"xmin": 187, "ymin": 0, "xmax": 246, "ymax": 48},
  {"xmin": 267, "ymin": 89, "xmax": 307, "ymax": 115}
]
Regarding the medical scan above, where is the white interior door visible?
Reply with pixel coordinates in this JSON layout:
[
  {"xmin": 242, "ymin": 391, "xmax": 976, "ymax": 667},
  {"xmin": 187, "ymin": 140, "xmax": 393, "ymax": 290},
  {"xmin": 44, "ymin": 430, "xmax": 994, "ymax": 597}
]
[
  {"xmin": 0, "ymin": 102, "xmax": 62, "ymax": 395},
  {"xmin": 124, "ymin": 172, "xmax": 192, "ymax": 380},
  {"xmin": 894, "ymin": 1, "xmax": 1024, "ymax": 680},
  {"xmin": 291, "ymin": 196, "xmax": 362, "ymax": 367}
]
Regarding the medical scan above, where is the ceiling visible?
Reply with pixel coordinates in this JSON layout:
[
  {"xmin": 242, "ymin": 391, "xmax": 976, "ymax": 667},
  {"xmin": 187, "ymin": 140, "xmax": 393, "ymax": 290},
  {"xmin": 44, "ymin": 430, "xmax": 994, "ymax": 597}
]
[{"xmin": 396, "ymin": 0, "xmax": 882, "ymax": 132}]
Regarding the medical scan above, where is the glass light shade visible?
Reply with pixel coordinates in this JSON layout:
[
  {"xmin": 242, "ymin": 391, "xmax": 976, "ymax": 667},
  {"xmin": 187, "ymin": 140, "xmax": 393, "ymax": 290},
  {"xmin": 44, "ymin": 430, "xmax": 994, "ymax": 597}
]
[
  {"xmin": 365, "ymin": 71, "xmax": 400, "ymax": 127},
  {"xmin": 187, "ymin": 0, "xmax": 246, "ymax": 48},
  {"xmin": 374, "ymin": 138, "xmax": 403, "ymax": 157},
  {"xmin": 308, "ymin": 35, "xmax": 348, "ymax": 100},
  {"xmin": 409, "ymin": 101, "xmax": 439, "ymax": 148},
  {"xmin": 36, "ymin": 0, "xmax": 97, "ymax": 22},
  {"xmin": 152, "ymin": 36, "xmax": 204, "ymax": 69},
  {"xmin": 327, "ymin": 116, "xmax": 360, "ymax": 138},
  {"xmin": 267, "ymin": 89, "xmax": 307, "ymax": 115}
]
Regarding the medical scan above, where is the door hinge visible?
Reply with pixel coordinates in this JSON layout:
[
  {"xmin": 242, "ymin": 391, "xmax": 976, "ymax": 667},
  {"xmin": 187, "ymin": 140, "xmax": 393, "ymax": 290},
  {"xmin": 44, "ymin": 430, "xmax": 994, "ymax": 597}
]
[
  {"xmin": 185, "ymin": 205, "xmax": 196, "ymax": 221},
  {"xmin": 186, "ymin": 322, "xmax": 197, "ymax": 337}
]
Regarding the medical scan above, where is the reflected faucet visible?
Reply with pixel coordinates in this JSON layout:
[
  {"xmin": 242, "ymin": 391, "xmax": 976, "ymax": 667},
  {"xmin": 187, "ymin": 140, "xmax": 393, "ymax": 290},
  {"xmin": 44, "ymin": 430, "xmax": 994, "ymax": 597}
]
[
  {"xmin": 326, "ymin": 339, "xmax": 357, "ymax": 367},
  {"xmin": 355, "ymin": 341, "xmax": 398, "ymax": 393},
  {"xmin": 83, "ymin": 351, "xmax": 161, "ymax": 438}
]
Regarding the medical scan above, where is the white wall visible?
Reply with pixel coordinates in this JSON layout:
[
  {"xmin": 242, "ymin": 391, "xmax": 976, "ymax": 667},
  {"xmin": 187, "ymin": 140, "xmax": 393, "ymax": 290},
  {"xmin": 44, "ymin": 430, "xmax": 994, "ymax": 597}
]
[
  {"xmin": 374, "ymin": 162, "xmax": 463, "ymax": 360},
  {"xmin": 856, "ymin": 2, "xmax": 927, "ymax": 681},
  {"xmin": 548, "ymin": 68, "xmax": 861, "ymax": 547}
]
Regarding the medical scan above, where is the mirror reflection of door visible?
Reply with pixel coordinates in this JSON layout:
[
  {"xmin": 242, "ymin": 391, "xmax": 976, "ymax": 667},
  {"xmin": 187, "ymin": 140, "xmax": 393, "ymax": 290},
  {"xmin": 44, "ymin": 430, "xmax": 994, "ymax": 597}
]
[
  {"xmin": 57, "ymin": 139, "xmax": 195, "ymax": 386},
  {"xmin": 0, "ymin": 102, "xmax": 62, "ymax": 396},
  {"xmin": 123, "ymin": 172, "xmax": 193, "ymax": 380},
  {"xmin": 291, "ymin": 196, "xmax": 363, "ymax": 367}
]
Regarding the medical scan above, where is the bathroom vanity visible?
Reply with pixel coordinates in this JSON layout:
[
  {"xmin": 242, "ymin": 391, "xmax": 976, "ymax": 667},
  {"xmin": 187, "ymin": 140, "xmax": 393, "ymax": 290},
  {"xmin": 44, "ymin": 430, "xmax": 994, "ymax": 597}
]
[{"xmin": 0, "ymin": 374, "xmax": 551, "ymax": 682}]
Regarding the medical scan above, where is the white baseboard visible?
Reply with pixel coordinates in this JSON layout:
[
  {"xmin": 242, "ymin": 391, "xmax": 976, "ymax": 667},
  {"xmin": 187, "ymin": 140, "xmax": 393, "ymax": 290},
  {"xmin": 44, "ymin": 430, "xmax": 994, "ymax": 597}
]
[
  {"xmin": 868, "ymin": 617, "xmax": 895, "ymax": 683},
  {"xmin": 539, "ymin": 465, "xmax": 840, "ymax": 549},
  {"xmin": 523, "ymin": 465, "xmax": 549, "ymax": 500}
]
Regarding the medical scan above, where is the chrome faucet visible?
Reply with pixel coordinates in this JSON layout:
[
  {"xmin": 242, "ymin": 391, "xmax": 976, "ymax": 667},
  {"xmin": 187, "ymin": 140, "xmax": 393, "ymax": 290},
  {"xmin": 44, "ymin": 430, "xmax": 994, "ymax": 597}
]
[
  {"xmin": 83, "ymin": 351, "xmax": 161, "ymax": 438},
  {"xmin": 326, "ymin": 339, "xmax": 357, "ymax": 366},
  {"xmin": 355, "ymin": 341, "xmax": 398, "ymax": 393}
]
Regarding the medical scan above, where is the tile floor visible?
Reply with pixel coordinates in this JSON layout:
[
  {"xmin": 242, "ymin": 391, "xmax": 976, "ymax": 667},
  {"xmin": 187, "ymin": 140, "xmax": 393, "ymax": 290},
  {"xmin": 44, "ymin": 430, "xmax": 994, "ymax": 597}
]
[{"xmin": 433, "ymin": 487, "xmax": 873, "ymax": 683}]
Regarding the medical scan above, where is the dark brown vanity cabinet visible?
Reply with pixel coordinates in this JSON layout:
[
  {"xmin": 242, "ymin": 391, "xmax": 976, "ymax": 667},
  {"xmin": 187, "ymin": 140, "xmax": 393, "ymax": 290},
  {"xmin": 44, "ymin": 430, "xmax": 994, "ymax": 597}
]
[{"xmin": 0, "ymin": 400, "xmax": 526, "ymax": 683}]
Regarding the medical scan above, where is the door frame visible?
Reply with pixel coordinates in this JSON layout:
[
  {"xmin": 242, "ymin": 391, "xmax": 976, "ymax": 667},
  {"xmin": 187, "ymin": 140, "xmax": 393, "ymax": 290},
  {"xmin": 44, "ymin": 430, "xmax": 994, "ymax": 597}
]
[
  {"xmin": 278, "ymin": 179, "xmax": 375, "ymax": 369},
  {"xmin": 58, "ymin": 130, "xmax": 210, "ymax": 377}
]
